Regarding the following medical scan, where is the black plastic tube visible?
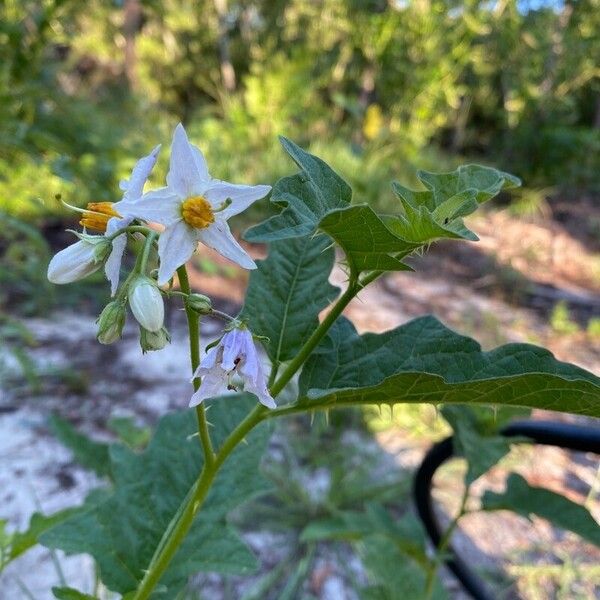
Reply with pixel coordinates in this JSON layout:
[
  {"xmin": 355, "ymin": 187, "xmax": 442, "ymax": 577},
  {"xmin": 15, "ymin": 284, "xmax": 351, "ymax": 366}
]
[{"xmin": 413, "ymin": 419, "xmax": 600, "ymax": 600}]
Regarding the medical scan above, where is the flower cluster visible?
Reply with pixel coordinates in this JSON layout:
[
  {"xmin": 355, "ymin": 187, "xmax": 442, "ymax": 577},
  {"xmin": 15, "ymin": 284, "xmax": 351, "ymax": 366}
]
[{"xmin": 47, "ymin": 124, "xmax": 275, "ymax": 409}]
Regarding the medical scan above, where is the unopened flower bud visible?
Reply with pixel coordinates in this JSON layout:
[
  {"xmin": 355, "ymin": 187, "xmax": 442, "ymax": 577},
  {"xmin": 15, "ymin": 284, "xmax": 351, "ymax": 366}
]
[
  {"xmin": 96, "ymin": 300, "xmax": 126, "ymax": 344},
  {"xmin": 47, "ymin": 237, "xmax": 110, "ymax": 284},
  {"xmin": 186, "ymin": 293, "xmax": 213, "ymax": 315},
  {"xmin": 129, "ymin": 276, "xmax": 164, "ymax": 332},
  {"xmin": 139, "ymin": 326, "xmax": 171, "ymax": 353}
]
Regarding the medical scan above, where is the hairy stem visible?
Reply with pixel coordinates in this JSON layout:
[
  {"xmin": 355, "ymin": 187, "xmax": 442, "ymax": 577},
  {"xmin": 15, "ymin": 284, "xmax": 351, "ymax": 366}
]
[{"xmin": 177, "ymin": 265, "xmax": 215, "ymax": 465}]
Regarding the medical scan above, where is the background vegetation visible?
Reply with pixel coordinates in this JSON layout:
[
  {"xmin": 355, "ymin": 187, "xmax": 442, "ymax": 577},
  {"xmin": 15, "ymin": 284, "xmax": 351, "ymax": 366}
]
[{"xmin": 1, "ymin": 0, "xmax": 599, "ymax": 223}]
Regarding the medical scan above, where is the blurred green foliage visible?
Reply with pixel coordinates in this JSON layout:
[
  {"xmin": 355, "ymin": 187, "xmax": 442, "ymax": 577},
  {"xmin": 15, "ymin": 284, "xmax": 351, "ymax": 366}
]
[{"xmin": 1, "ymin": 0, "xmax": 599, "ymax": 224}]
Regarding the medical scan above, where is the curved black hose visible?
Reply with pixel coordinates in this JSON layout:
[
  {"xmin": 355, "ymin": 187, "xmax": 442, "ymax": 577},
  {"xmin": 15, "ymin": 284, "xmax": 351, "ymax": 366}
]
[{"xmin": 413, "ymin": 419, "xmax": 600, "ymax": 600}]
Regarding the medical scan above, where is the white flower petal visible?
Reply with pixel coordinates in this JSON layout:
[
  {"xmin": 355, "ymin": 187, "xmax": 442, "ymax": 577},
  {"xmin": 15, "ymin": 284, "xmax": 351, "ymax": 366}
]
[
  {"xmin": 237, "ymin": 333, "xmax": 275, "ymax": 409},
  {"xmin": 103, "ymin": 216, "xmax": 133, "ymax": 296},
  {"xmin": 243, "ymin": 362, "xmax": 276, "ymax": 409},
  {"xmin": 122, "ymin": 145, "xmax": 161, "ymax": 201},
  {"xmin": 198, "ymin": 220, "xmax": 256, "ymax": 270},
  {"xmin": 192, "ymin": 345, "xmax": 221, "ymax": 379},
  {"xmin": 167, "ymin": 123, "xmax": 209, "ymax": 198},
  {"xmin": 157, "ymin": 220, "xmax": 198, "ymax": 286},
  {"xmin": 105, "ymin": 234, "xmax": 127, "ymax": 296},
  {"xmin": 47, "ymin": 240, "xmax": 103, "ymax": 284},
  {"xmin": 204, "ymin": 182, "xmax": 271, "ymax": 218},
  {"xmin": 190, "ymin": 145, "xmax": 211, "ymax": 188},
  {"xmin": 115, "ymin": 188, "xmax": 181, "ymax": 225}
]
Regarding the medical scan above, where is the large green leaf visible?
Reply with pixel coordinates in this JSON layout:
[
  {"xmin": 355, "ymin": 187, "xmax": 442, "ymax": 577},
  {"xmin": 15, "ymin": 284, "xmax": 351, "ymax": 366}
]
[
  {"xmin": 241, "ymin": 234, "xmax": 339, "ymax": 364},
  {"xmin": 246, "ymin": 140, "xmax": 520, "ymax": 275},
  {"xmin": 41, "ymin": 396, "xmax": 271, "ymax": 597},
  {"xmin": 298, "ymin": 316, "xmax": 600, "ymax": 417},
  {"xmin": 482, "ymin": 473, "xmax": 600, "ymax": 547}
]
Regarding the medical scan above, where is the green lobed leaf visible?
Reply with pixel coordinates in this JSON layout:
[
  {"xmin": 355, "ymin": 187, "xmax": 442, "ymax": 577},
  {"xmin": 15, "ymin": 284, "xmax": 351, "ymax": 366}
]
[
  {"xmin": 41, "ymin": 395, "xmax": 271, "ymax": 597},
  {"xmin": 1, "ymin": 507, "xmax": 81, "ymax": 571},
  {"xmin": 244, "ymin": 137, "xmax": 352, "ymax": 242},
  {"xmin": 481, "ymin": 473, "xmax": 600, "ymax": 547},
  {"xmin": 298, "ymin": 316, "xmax": 600, "ymax": 418},
  {"xmin": 318, "ymin": 206, "xmax": 415, "ymax": 272},
  {"xmin": 246, "ymin": 140, "xmax": 520, "ymax": 275},
  {"xmin": 241, "ymin": 234, "xmax": 340, "ymax": 364}
]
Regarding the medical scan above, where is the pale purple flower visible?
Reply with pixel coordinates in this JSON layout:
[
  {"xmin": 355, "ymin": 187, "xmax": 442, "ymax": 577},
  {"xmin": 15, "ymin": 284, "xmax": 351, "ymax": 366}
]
[{"xmin": 190, "ymin": 327, "xmax": 276, "ymax": 409}]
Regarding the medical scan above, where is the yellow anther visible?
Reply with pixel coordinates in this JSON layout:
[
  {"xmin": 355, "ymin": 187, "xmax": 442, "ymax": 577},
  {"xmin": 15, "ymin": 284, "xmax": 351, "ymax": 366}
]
[
  {"xmin": 79, "ymin": 202, "xmax": 121, "ymax": 233},
  {"xmin": 181, "ymin": 196, "xmax": 215, "ymax": 229}
]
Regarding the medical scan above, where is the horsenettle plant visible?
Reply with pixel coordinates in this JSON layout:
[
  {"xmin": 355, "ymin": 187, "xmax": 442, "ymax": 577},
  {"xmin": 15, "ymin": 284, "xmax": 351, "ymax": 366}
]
[{"xmin": 26, "ymin": 124, "xmax": 600, "ymax": 597}]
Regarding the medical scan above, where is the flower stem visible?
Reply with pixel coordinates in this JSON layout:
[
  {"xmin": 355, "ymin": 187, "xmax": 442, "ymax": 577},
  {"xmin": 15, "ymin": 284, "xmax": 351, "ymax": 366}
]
[
  {"xmin": 177, "ymin": 265, "xmax": 215, "ymax": 466},
  {"xmin": 138, "ymin": 231, "xmax": 157, "ymax": 275},
  {"xmin": 106, "ymin": 224, "xmax": 153, "ymax": 242}
]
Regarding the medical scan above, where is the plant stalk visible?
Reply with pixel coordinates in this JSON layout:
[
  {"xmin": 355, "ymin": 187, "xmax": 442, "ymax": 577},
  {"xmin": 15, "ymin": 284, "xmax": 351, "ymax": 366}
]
[{"xmin": 177, "ymin": 265, "xmax": 215, "ymax": 465}]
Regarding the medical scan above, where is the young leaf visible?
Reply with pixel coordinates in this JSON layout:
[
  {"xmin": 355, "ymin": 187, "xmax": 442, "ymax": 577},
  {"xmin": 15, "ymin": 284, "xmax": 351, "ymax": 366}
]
[
  {"xmin": 241, "ymin": 234, "xmax": 340, "ymax": 364},
  {"xmin": 481, "ymin": 473, "xmax": 600, "ymax": 547},
  {"xmin": 244, "ymin": 137, "xmax": 352, "ymax": 242},
  {"xmin": 41, "ymin": 396, "xmax": 271, "ymax": 596},
  {"xmin": 246, "ymin": 141, "xmax": 520, "ymax": 275},
  {"xmin": 298, "ymin": 316, "xmax": 600, "ymax": 418},
  {"xmin": 391, "ymin": 164, "xmax": 520, "ymax": 241}
]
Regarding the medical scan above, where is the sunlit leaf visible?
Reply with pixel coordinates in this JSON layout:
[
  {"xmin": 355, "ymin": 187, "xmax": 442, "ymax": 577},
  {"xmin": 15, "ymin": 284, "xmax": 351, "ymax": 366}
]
[{"xmin": 246, "ymin": 141, "xmax": 520, "ymax": 275}]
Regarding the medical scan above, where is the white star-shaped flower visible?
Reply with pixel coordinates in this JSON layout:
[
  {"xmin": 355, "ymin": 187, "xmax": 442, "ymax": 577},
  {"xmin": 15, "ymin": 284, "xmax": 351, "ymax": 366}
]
[
  {"xmin": 121, "ymin": 124, "xmax": 271, "ymax": 286},
  {"xmin": 190, "ymin": 327, "xmax": 276, "ymax": 409},
  {"xmin": 48, "ymin": 145, "xmax": 160, "ymax": 294}
]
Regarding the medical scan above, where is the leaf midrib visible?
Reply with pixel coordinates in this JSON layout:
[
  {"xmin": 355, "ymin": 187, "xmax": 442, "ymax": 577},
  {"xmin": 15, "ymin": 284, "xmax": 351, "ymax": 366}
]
[{"xmin": 274, "ymin": 237, "xmax": 311, "ymax": 364}]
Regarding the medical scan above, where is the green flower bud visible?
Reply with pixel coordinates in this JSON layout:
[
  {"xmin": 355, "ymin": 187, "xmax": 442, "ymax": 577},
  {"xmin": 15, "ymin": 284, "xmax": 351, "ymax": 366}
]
[
  {"xmin": 96, "ymin": 300, "xmax": 126, "ymax": 345},
  {"xmin": 186, "ymin": 293, "xmax": 213, "ymax": 315},
  {"xmin": 139, "ymin": 326, "xmax": 171, "ymax": 353}
]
